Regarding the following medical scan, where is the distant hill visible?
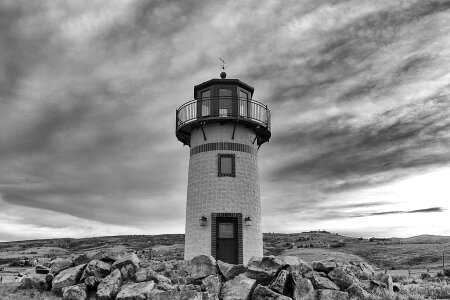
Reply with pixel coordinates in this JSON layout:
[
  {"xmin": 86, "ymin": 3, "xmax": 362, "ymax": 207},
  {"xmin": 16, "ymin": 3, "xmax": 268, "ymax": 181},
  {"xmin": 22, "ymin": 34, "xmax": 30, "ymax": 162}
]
[{"xmin": 398, "ymin": 234, "xmax": 450, "ymax": 244}]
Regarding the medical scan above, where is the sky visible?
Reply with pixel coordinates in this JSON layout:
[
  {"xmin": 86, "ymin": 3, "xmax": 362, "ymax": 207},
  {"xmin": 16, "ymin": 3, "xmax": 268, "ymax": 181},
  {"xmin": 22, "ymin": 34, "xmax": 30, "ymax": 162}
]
[{"xmin": 1, "ymin": 0, "xmax": 450, "ymax": 242}]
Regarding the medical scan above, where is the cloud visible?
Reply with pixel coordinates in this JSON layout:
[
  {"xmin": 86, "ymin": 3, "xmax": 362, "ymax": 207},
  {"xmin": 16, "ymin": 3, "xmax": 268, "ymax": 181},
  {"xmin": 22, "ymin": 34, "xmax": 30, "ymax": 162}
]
[{"xmin": 1, "ymin": 0, "xmax": 450, "ymax": 240}]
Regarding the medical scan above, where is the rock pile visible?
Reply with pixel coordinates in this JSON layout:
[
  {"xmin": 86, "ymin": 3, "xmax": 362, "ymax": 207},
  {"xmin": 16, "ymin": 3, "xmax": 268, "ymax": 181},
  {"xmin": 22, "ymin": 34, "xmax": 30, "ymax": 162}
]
[{"xmin": 18, "ymin": 252, "xmax": 396, "ymax": 300}]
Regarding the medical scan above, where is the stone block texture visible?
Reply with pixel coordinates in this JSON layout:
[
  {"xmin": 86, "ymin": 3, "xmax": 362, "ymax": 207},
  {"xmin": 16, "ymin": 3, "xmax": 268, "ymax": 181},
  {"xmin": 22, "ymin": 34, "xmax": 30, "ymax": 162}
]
[{"xmin": 185, "ymin": 124, "xmax": 263, "ymax": 264}]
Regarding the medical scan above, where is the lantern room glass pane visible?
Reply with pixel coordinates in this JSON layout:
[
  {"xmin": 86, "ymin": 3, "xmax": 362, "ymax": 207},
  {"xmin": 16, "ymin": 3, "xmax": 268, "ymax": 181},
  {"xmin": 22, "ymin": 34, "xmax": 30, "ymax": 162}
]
[
  {"xmin": 218, "ymin": 223, "xmax": 234, "ymax": 238},
  {"xmin": 201, "ymin": 90, "xmax": 211, "ymax": 117},
  {"xmin": 219, "ymin": 88, "xmax": 232, "ymax": 117},
  {"xmin": 239, "ymin": 90, "xmax": 248, "ymax": 117}
]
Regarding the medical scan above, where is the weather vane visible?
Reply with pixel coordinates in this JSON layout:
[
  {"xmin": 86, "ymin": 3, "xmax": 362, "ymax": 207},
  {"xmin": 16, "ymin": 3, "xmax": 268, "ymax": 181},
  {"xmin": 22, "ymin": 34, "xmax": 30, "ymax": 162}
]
[{"xmin": 219, "ymin": 58, "xmax": 227, "ymax": 79}]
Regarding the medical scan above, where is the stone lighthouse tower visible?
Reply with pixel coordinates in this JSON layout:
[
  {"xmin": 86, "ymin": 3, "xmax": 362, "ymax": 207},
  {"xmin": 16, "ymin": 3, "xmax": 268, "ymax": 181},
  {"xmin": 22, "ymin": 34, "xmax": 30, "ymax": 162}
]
[{"xmin": 175, "ymin": 71, "xmax": 271, "ymax": 264}]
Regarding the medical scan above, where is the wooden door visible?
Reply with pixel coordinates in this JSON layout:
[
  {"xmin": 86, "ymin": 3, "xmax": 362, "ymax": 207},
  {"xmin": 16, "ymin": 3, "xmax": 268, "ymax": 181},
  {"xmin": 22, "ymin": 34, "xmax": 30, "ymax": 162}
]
[{"xmin": 216, "ymin": 218, "xmax": 238, "ymax": 264}]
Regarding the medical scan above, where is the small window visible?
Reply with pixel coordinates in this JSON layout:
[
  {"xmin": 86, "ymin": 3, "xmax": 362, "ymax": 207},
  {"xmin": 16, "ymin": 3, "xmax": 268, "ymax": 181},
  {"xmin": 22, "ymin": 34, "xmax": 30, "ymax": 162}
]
[
  {"xmin": 218, "ymin": 154, "xmax": 235, "ymax": 177},
  {"xmin": 218, "ymin": 223, "xmax": 234, "ymax": 238}
]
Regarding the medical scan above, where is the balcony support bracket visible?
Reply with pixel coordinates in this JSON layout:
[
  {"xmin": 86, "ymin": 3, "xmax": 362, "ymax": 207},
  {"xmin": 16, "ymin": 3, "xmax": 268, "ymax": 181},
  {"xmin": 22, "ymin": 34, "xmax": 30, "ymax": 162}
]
[
  {"xmin": 198, "ymin": 121, "xmax": 207, "ymax": 141},
  {"xmin": 231, "ymin": 117, "xmax": 239, "ymax": 140},
  {"xmin": 252, "ymin": 134, "xmax": 258, "ymax": 145}
]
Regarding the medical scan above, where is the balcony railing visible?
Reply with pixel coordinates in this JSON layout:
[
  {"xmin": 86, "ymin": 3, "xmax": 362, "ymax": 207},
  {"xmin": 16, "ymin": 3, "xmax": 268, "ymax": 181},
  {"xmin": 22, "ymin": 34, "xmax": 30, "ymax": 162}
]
[{"xmin": 176, "ymin": 96, "xmax": 271, "ymax": 132}]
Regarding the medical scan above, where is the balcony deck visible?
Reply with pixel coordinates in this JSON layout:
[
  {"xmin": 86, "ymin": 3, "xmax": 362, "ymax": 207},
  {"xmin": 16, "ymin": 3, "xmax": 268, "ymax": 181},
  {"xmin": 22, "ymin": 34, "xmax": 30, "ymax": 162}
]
[{"xmin": 176, "ymin": 97, "xmax": 271, "ymax": 146}]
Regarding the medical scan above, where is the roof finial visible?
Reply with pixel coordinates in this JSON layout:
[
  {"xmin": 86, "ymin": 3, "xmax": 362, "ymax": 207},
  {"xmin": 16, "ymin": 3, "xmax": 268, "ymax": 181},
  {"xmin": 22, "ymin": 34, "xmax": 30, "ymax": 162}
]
[{"xmin": 219, "ymin": 58, "xmax": 227, "ymax": 79}]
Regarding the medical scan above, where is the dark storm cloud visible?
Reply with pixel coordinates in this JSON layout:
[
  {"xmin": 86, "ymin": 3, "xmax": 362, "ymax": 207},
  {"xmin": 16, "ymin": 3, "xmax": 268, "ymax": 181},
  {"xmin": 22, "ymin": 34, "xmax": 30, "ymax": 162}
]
[{"xmin": 1, "ymin": 0, "xmax": 450, "ymax": 240}]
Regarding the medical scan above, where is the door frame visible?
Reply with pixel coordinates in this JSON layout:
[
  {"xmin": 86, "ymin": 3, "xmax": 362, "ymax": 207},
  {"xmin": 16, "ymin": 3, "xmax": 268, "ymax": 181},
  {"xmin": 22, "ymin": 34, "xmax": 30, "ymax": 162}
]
[{"xmin": 211, "ymin": 213, "xmax": 243, "ymax": 264}]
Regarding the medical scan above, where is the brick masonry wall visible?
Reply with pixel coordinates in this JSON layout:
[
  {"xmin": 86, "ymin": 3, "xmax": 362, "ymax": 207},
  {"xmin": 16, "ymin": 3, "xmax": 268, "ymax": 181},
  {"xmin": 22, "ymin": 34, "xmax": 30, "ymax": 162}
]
[{"xmin": 184, "ymin": 124, "xmax": 263, "ymax": 264}]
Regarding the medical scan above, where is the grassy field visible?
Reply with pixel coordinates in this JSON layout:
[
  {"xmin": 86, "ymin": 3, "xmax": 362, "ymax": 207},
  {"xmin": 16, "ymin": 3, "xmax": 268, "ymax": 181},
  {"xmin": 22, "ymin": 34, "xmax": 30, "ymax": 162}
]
[{"xmin": 0, "ymin": 283, "xmax": 59, "ymax": 300}]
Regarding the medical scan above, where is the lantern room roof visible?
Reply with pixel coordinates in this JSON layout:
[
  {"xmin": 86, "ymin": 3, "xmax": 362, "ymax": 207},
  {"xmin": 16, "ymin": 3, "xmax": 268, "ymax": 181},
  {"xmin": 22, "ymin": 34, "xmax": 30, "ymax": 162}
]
[{"xmin": 193, "ymin": 78, "xmax": 254, "ymax": 99}]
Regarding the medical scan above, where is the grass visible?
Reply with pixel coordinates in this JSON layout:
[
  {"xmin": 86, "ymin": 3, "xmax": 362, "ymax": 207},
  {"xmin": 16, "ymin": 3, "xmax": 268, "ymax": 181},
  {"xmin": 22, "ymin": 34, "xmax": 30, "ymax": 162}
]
[{"xmin": 0, "ymin": 283, "xmax": 60, "ymax": 300}]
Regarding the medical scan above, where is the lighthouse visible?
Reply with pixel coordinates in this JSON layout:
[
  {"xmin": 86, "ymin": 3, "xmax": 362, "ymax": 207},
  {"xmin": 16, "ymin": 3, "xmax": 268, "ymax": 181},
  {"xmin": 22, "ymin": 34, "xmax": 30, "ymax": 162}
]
[{"xmin": 175, "ymin": 71, "xmax": 271, "ymax": 264}]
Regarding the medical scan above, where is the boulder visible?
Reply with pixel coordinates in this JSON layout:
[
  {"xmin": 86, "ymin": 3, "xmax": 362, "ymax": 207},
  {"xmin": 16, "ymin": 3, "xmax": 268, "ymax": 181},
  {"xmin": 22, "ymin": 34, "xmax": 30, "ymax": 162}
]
[
  {"xmin": 347, "ymin": 262, "xmax": 374, "ymax": 280},
  {"xmin": 135, "ymin": 267, "xmax": 171, "ymax": 285},
  {"xmin": 327, "ymin": 267, "xmax": 360, "ymax": 290},
  {"xmin": 269, "ymin": 270, "xmax": 290, "ymax": 295},
  {"xmin": 185, "ymin": 255, "xmax": 217, "ymax": 279},
  {"xmin": 309, "ymin": 273, "xmax": 339, "ymax": 290},
  {"xmin": 81, "ymin": 259, "xmax": 111, "ymax": 281},
  {"xmin": 84, "ymin": 276, "xmax": 102, "ymax": 287},
  {"xmin": 149, "ymin": 261, "xmax": 166, "ymax": 272},
  {"xmin": 251, "ymin": 284, "xmax": 291, "ymax": 300},
  {"xmin": 345, "ymin": 283, "xmax": 371, "ymax": 300},
  {"xmin": 291, "ymin": 272, "xmax": 314, "ymax": 300},
  {"xmin": 155, "ymin": 281, "xmax": 176, "ymax": 292},
  {"xmin": 35, "ymin": 265, "xmax": 50, "ymax": 274},
  {"xmin": 202, "ymin": 274, "xmax": 222, "ymax": 295},
  {"xmin": 73, "ymin": 254, "xmax": 92, "ymax": 266},
  {"xmin": 246, "ymin": 256, "xmax": 283, "ymax": 285},
  {"xmin": 52, "ymin": 264, "xmax": 86, "ymax": 295},
  {"xmin": 111, "ymin": 253, "xmax": 140, "ymax": 281},
  {"xmin": 316, "ymin": 289, "xmax": 349, "ymax": 300},
  {"xmin": 62, "ymin": 284, "xmax": 87, "ymax": 300},
  {"xmin": 217, "ymin": 260, "xmax": 246, "ymax": 280},
  {"xmin": 147, "ymin": 290, "xmax": 209, "ymax": 300},
  {"xmin": 111, "ymin": 252, "xmax": 140, "ymax": 272},
  {"xmin": 284, "ymin": 258, "xmax": 312, "ymax": 275},
  {"xmin": 19, "ymin": 273, "xmax": 49, "ymax": 291},
  {"xmin": 92, "ymin": 251, "xmax": 121, "ymax": 264},
  {"xmin": 97, "ymin": 269, "xmax": 123, "ymax": 300},
  {"xmin": 116, "ymin": 281, "xmax": 155, "ymax": 300},
  {"xmin": 374, "ymin": 272, "xmax": 393, "ymax": 291},
  {"xmin": 220, "ymin": 273, "xmax": 257, "ymax": 300},
  {"xmin": 50, "ymin": 258, "xmax": 74, "ymax": 275},
  {"xmin": 312, "ymin": 260, "xmax": 336, "ymax": 273}
]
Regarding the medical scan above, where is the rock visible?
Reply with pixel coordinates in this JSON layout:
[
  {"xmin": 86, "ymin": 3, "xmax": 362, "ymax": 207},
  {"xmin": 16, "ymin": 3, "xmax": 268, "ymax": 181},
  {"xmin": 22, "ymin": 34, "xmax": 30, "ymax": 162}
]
[
  {"xmin": 62, "ymin": 284, "xmax": 87, "ymax": 300},
  {"xmin": 52, "ymin": 264, "xmax": 86, "ymax": 295},
  {"xmin": 155, "ymin": 281, "xmax": 176, "ymax": 292},
  {"xmin": 316, "ymin": 289, "xmax": 349, "ymax": 300},
  {"xmin": 347, "ymin": 262, "xmax": 374, "ymax": 280},
  {"xmin": 147, "ymin": 290, "xmax": 209, "ymax": 300},
  {"xmin": 246, "ymin": 256, "xmax": 283, "ymax": 285},
  {"xmin": 220, "ymin": 273, "xmax": 257, "ymax": 300},
  {"xmin": 345, "ymin": 283, "xmax": 371, "ymax": 300},
  {"xmin": 135, "ymin": 267, "xmax": 158, "ymax": 282},
  {"xmin": 269, "ymin": 270, "xmax": 290, "ymax": 295},
  {"xmin": 73, "ymin": 254, "xmax": 92, "ymax": 266},
  {"xmin": 202, "ymin": 275, "xmax": 222, "ymax": 294},
  {"xmin": 312, "ymin": 260, "xmax": 336, "ymax": 273},
  {"xmin": 135, "ymin": 267, "xmax": 171, "ymax": 285},
  {"xmin": 284, "ymin": 257, "xmax": 312, "ymax": 275},
  {"xmin": 217, "ymin": 260, "xmax": 246, "ymax": 280},
  {"xmin": 92, "ymin": 251, "xmax": 121, "ymax": 264},
  {"xmin": 277, "ymin": 256, "xmax": 301, "ymax": 267},
  {"xmin": 97, "ymin": 269, "xmax": 122, "ymax": 300},
  {"xmin": 84, "ymin": 276, "xmax": 102, "ymax": 287},
  {"xmin": 111, "ymin": 252, "xmax": 140, "ymax": 272},
  {"xmin": 309, "ymin": 273, "xmax": 339, "ymax": 290},
  {"xmin": 185, "ymin": 255, "xmax": 217, "ymax": 279},
  {"xmin": 149, "ymin": 261, "xmax": 166, "ymax": 272},
  {"xmin": 252, "ymin": 284, "xmax": 291, "ymax": 300},
  {"xmin": 291, "ymin": 272, "xmax": 314, "ymax": 300},
  {"xmin": 116, "ymin": 281, "xmax": 155, "ymax": 300},
  {"xmin": 50, "ymin": 258, "xmax": 74, "ymax": 275},
  {"xmin": 19, "ymin": 273, "xmax": 49, "ymax": 291},
  {"xmin": 374, "ymin": 272, "xmax": 393, "ymax": 291},
  {"xmin": 327, "ymin": 267, "xmax": 360, "ymax": 290},
  {"xmin": 36, "ymin": 265, "xmax": 50, "ymax": 274},
  {"xmin": 46, "ymin": 273, "xmax": 54, "ymax": 286},
  {"xmin": 82, "ymin": 259, "xmax": 111, "ymax": 281}
]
